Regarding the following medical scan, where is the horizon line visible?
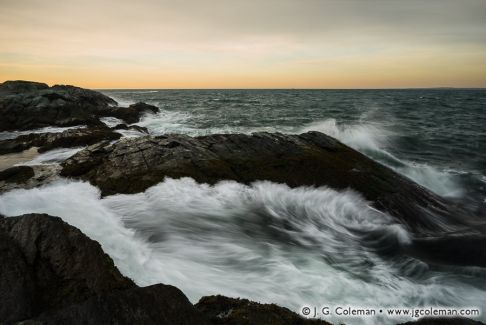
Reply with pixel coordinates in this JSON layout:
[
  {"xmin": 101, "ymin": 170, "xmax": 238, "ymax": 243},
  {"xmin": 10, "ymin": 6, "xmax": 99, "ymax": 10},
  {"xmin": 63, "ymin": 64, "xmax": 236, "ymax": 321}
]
[{"xmin": 95, "ymin": 87, "xmax": 486, "ymax": 90}]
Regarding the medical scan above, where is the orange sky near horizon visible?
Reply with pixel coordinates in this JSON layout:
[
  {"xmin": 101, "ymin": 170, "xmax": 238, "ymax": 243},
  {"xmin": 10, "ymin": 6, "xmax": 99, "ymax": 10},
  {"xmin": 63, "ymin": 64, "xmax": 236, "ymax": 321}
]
[{"xmin": 1, "ymin": 0, "xmax": 486, "ymax": 89}]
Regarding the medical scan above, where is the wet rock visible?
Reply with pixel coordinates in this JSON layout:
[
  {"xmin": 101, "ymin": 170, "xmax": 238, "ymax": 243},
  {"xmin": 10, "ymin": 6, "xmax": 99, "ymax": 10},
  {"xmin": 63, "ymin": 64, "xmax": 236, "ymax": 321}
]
[
  {"xmin": 0, "ymin": 165, "xmax": 61, "ymax": 193},
  {"xmin": 0, "ymin": 81, "xmax": 158, "ymax": 131},
  {"xmin": 196, "ymin": 295, "xmax": 331, "ymax": 325},
  {"xmin": 0, "ymin": 232, "xmax": 35, "ymax": 323},
  {"xmin": 97, "ymin": 102, "xmax": 159, "ymax": 124},
  {"xmin": 0, "ymin": 214, "xmax": 210, "ymax": 325},
  {"xmin": 0, "ymin": 166, "xmax": 35, "ymax": 184},
  {"xmin": 60, "ymin": 132, "xmax": 476, "ymax": 233},
  {"xmin": 112, "ymin": 123, "xmax": 149, "ymax": 134},
  {"xmin": 0, "ymin": 214, "xmax": 134, "ymax": 322},
  {"xmin": 23, "ymin": 284, "xmax": 210, "ymax": 325},
  {"xmin": 406, "ymin": 234, "xmax": 486, "ymax": 267},
  {"xmin": 0, "ymin": 126, "xmax": 122, "ymax": 155}
]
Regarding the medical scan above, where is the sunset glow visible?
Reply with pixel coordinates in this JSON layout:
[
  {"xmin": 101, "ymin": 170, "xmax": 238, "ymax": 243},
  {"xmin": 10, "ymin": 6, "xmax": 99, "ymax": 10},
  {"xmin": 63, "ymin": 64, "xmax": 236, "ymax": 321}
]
[{"xmin": 1, "ymin": 0, "xmax": 486, "ymax": 88}]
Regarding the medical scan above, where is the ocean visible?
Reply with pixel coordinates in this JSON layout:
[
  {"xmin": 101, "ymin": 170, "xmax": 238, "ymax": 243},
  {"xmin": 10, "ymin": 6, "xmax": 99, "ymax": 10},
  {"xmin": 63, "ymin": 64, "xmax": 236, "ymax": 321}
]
[
  {"xmin": 103, "ymin": 89, "xmax": 486, "ymax": 206},
  {"xmin": 1, "ymin": 89, "xmax": 485, "ymax": 324}
]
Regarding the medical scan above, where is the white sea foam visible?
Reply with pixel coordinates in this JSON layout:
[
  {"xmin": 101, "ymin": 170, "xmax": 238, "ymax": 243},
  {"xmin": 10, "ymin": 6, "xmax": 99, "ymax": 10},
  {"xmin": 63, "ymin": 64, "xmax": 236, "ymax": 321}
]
[
  {"xmin": 99, "ymin": 116, "xmax": 125, "ymax": 128},
  {"xmin": 397, "ymin": 163, "xmax": 464, "ymax": 197},
  {"xmin": 300, "ymin": 118, "xmax": 391, "ymax": 152},
  {"xmin": 300, "ymin": 118, "xmax": 465, "ymax": 198},
  {"xmin": 0, "ymin": 178, "xmax": 484, "ymax": 325},
  {"xmin": 136, "ymin": 110, "xmax": 195, "ymax": 134},
  {"xmin": 105, "ymin": 95, "xmax": 136, "ymax": 107},
  {"xmin": 16, "ymin": 147, "xmax": 84, "ymax": 165}
]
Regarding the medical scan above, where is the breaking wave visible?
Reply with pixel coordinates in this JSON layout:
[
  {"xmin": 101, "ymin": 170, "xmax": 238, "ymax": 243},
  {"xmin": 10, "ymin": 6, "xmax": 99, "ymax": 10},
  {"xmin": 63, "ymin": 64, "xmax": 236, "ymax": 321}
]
[{"xmin": 301, "ymin": 118, "xmax": 465, "ymax": 198}]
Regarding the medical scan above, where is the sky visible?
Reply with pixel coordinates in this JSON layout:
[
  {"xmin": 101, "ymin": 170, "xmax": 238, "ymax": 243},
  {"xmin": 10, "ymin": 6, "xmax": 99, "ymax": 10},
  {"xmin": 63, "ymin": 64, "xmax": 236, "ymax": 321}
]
[{"xmin": 1, "ymin": 0, "xmax": 486, "ymax": 89}]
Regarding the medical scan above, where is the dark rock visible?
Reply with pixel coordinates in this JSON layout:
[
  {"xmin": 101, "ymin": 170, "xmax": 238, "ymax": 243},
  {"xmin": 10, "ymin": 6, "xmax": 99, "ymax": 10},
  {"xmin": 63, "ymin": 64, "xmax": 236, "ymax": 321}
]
[
  {"xmin": 0, "ymin": 165, "xmax": 61, "ymax": 194},
  {"xmin": 112, "ymin": 123, "xmax": 149, "ymax": 134},
  {"xmin": 60, "ymin": 132, "xmax": 476, "ymax": 233},
  {"xmin": 0, "ymin": 82, "xmax": 115, "ymax": 131},
  {"xmin": 0, "ymin": 232, "xmax": 36, "ymax": 323},
  {"xmin": 129, "ymin": 102, "xmax": 159, "ymax": 114},
  {"xmin": 0, "ymin": 166, "xmax": 35, "ymax": 184},
  {"xmin": 0, "ymin": 214, "xmax": 210, "ymax": 324},
  {"xmin": 0, "ymin": 80, "xmax": 49, "ymax": 94},
  {"xmin": 24, "ymin": 284, "xmax": 210, "ymax": 325},
  {"xmin": 0, "ymin": 126, "xmax": 122, "ymax": 155},
  {"xmin": 406, "ymin": 235, "xmax": 486, "ymax": 267},
  {"xmin": 97, "ymin": 102, "xmax": 159, "ymax": 124},
  {"xmin": 0, "ymin": 214, "xmax": 134, "ymax": 322},
  {"xmin": 0, "ymin": 81, "xmax": 158, "ymax": 131},
  {"xmin": 196, "ymin": 295, "xmax": 331, "ymax": 325}
]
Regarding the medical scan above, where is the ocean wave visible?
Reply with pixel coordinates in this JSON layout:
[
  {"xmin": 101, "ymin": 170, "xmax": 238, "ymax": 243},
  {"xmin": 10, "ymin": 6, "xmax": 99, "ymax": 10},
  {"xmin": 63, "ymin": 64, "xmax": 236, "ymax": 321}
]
[
  {"xmin": 0, "ymin": 178, "xmax": 484, "ymax": 325},
  {"xmin": 16, "ymin": 147, "xmax": 84, "ymax": 166},
  {"xmin": 300, "ymin": 118, "xmax": 391, "ymax": 152},
  {"xmin": 301, "ymin": 118, "xmax": 465, "ymax": 198}
]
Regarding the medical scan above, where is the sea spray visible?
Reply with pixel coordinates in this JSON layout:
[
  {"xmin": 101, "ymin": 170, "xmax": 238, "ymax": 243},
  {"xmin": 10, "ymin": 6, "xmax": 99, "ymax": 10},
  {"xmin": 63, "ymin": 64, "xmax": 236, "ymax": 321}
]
[{"xmin": 300, "ymin": 118, "xmax": 465, "ymax": 198}]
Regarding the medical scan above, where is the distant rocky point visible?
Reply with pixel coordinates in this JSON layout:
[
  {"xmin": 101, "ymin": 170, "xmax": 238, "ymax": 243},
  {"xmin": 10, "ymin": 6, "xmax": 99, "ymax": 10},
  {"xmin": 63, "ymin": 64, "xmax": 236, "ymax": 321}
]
[{"xmin": 0, "ymin": 80, "xmax": 158, "ymax": 131}]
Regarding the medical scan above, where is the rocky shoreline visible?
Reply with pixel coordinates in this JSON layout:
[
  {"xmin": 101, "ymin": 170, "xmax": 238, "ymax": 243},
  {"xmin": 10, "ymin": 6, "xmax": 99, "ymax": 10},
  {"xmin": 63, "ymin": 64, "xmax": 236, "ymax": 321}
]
[{"xmin": 0, "ymin": 81, "xmax": 483, "ymax": 325}]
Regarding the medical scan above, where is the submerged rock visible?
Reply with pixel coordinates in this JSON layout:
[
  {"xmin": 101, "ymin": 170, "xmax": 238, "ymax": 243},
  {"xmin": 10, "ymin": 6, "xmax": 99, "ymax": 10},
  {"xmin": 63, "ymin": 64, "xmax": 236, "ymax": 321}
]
[
  {"xmin": 60, "ymin": 132, "xmax": 476, "ymax": 233},
  {"xmin": 0, "ymin": 81, "xmax": 158, "ymax": 131}
]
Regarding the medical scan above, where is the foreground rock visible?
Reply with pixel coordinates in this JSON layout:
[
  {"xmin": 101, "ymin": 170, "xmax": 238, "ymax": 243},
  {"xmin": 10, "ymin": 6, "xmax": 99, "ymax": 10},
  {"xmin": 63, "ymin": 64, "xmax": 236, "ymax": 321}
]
[
  {"xmin": 196, "ymin": 296, "xmax": 330, "ymax": 325},
  {"xmin": 0, "ymin": 214, "xmax": 209, "ymax": 324},
  {"xmin": 0, "ymin": 80, "xmax": 159, "ymax": 131},
  {"xmin": 0, "ymin": 214, "xmax": 133, "ymax": 322},
  {"xmin": 61, "ymin": 132, "xmax": 476, "ymax": 232}
]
